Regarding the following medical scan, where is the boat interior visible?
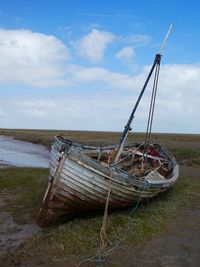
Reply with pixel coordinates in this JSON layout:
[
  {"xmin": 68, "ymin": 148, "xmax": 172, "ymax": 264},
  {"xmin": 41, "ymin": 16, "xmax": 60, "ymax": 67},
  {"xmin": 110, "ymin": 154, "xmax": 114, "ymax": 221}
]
[{"xmin": 81, "ymin": 143, "xmax": 173, "ymax": 179}]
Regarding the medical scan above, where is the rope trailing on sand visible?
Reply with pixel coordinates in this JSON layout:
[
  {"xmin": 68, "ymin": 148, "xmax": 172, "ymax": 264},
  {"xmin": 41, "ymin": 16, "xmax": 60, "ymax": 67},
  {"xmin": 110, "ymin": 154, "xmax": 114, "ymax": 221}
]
[
  {"xmin": 99, "ymin": 169, "xmax": 113, "ymax": 251},
  {"xmin": 77, "ymin": 177, "xmax": 148, "ymax": 267},
  {"xmin": 76, "ymin": 169, "xmax": 113, "ymax": 267}
]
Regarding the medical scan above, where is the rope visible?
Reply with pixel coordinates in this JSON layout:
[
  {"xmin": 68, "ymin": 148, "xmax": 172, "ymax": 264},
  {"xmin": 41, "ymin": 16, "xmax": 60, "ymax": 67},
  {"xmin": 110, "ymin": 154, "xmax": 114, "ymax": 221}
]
[
  {"xmin": 142, "ymin": 61, "xmax": 160, "ymax": 171},
  {"xmin": 77, "ymin": 178, "xmax": 148, "ymax": 267},
  {"xmin": 99, "ymin": 169, "xmax": 113, "ymax": 251},
  {"xmin": 77, "ymin": 169, "xmax": 113, "ymax": 267},
  {"xmin": 102, "ymin": 179, "xmax": 148, "ymax": 256}
]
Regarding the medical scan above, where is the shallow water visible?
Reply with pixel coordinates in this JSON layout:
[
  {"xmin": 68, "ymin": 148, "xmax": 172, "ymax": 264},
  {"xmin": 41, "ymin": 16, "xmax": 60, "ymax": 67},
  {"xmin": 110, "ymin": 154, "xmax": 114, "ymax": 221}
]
[{"xmin": 0, "ymin": 135, "xmax": 49, "ymax": 168}]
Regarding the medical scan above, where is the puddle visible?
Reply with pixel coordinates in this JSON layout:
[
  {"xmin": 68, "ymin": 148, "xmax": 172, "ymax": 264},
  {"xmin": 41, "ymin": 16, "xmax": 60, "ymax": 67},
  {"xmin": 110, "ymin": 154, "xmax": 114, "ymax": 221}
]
[
  {"xmin": 0, "ymin": 211, "xmax": 40, "ymax": 256},
  {"xmin": 0, "ymin": 135, "xmax": 49, "ymax": 168}
]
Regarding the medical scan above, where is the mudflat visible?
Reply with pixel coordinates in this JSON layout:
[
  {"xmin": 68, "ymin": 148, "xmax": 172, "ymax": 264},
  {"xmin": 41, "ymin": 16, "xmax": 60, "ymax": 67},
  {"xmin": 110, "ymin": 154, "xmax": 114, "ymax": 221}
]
[{"xmin": 0, "ymin": 129, "xmax": 199, "ymax": 267}]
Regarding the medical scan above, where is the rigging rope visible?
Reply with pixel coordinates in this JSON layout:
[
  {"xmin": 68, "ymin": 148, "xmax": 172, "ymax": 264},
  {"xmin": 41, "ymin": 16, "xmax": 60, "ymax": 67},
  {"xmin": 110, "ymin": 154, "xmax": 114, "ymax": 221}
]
[
  {"xmin": 99, "ymin": 169, "xmax": 113, "ymax": 251},
  {"xmin": 142, "ymin": 58, "xmax": 161, "ymax": 171}
]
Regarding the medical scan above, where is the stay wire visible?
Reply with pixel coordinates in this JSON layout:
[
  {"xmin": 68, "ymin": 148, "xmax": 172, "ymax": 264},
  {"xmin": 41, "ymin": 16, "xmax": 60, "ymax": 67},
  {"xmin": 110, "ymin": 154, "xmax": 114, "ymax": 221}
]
[
  {"xmin": 142, "ymin": 61, "xmax": 160, "ymax": 170},
  {"xmin": 147, "ymin": 63, "xmax": 160, "ymax": 141}
]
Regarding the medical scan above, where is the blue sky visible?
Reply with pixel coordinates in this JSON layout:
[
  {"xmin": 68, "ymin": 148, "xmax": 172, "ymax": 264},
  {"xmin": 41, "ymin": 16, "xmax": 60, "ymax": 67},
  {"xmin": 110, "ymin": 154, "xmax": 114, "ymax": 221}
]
[{"xmin": 0, "ymin": 0, "xmax": 200, "ymax": 133}]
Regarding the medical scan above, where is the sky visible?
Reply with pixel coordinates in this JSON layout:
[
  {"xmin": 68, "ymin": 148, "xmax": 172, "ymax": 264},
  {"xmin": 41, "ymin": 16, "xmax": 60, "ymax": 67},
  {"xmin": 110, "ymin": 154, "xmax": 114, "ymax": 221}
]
[{"xmin": 0, "ymin": 0, "xmax": 200, "ymax": 134}]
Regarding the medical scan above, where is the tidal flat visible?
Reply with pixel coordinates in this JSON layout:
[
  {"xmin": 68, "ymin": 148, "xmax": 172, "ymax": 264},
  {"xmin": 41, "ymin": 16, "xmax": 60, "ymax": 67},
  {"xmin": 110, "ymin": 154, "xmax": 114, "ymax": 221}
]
[{"xmin": 0, "ymin": 129, "xmax": 200, "ymax": 267}]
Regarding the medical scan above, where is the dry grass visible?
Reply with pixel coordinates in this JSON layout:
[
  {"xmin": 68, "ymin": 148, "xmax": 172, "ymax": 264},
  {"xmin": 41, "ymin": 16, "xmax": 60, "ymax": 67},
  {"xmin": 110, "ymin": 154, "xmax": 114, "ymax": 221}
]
[{"xmin": 1, "ymin": 128, "xmax": 200, "ymax": 150}]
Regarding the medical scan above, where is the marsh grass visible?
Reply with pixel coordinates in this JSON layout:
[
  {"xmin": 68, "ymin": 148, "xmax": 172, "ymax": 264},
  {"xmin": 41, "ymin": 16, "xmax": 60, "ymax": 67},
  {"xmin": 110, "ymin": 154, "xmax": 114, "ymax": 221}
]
[
  {"xmin": 1, "ymin": 129, "xmax": 200, "ymax": 265},
  {"xmin": 2, "ymin": 166, "xmax": 198, "ymax": 262},
  {"xmin": 0, "ymin": 167, "xmax": 48, "ymax": 224},
  {"xmin": 1, "ymin": 128, "xmax": 200, "ymax": 149},
  {"xmin": 172, "ymin": 149, "xmax": 200, "ymax": 162}
]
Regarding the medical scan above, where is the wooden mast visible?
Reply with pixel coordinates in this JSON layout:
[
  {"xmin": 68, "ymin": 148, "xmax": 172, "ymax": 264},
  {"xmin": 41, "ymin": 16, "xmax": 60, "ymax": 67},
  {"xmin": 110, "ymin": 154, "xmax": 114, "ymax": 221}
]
[{"xmin": 112, "ymin": 25, "xmax": 173, "ymax": 164}]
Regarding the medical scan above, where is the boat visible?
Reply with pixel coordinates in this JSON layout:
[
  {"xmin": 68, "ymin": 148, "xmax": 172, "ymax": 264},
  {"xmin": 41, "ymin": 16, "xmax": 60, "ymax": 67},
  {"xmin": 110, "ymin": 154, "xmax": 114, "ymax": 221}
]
[
  {"xmin": 37, "ymin": 26, "xmax": 179, "ymax": 227},
  {"xmin": 37, "ymin": 137, "xmax": 179, "ymax": 227}
]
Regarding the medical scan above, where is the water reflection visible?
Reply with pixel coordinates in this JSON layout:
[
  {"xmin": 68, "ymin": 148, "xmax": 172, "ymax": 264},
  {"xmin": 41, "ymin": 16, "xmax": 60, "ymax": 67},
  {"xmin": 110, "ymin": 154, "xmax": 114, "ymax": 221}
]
[{"xmin": 0, "ymin": 135, "xmax": 49, "ymax": 168}]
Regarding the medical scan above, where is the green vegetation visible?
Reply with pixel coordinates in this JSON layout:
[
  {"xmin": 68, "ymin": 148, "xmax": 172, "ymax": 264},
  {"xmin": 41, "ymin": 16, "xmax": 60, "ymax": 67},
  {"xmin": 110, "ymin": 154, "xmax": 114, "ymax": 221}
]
[
  {"xmin": 171, "ymin": 149, "xmax": 200, "ymax": 166},
  {"xmin": 0, "ymin": 129, "xmax": 200, "ymax": 265},
  {"xmin": 172, "ymin": 148, "xmax": 200, "ymax": 161},
  {"xmin": 1, "ymin": 164, "xmax": 199, "ymax": 264},
  {"xmin": 26, "ymin": 173, "xmax": 200, "ymax": 256},
  {"xmin": 0, "ymin": 167, "xmax": 48, "ymax": 224}
]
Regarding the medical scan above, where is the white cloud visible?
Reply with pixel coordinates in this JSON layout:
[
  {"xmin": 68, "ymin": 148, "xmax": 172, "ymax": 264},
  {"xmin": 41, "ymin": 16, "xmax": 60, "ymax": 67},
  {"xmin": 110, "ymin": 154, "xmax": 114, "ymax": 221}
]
[
  {"xmin": 1, "ymin": 63, "xmax": 200, "ymax": 133},
  {"xmin": 0, "ymin": 28, "xmax": 70, "ymax": 87},
  {"xmin": 0, "ymin": 28, "xmax": 148, "ymax": 88},
  {"xmin": 65, "ymin": 64, "xmax": 144, "ymax": 90},
  {"xmin": 115, "ymin": 46, "xmax": 136, "ymax": 70},
  {"xmin": 115, "ymin": 47, "xmax": 135, "ymax": 60},
  {"xmin": 75, "ymin": 29, "xmax": 115, "ymax": 63},
  {"xmin": 119, "ymin": 34, "xmax": 150, "ymax": 46},
  {"xmin": 54, "ymin": 61, "xmax": 200, "ymax": 118}
]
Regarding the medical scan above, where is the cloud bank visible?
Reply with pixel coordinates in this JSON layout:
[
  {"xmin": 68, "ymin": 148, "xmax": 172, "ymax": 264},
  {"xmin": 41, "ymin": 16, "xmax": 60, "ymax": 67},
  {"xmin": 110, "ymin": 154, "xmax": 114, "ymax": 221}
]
[
  {"xmin": 0, "ymin": 28, "xmax": 70, "ymax": 87},
  {"xmin": 0, "ymin": 27, "xmax": 199, "ymax": 133}
]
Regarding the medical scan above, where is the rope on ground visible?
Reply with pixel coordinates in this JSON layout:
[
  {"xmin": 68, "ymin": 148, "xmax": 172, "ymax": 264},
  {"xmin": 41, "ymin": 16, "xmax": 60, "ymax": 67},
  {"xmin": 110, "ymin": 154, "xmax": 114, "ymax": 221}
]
[
  {"xmin": 76, "ymin": 168, "xmax": 113, "ymax": 267},
  {"xmin": 101, "ymin": 179, "xmax": 148, "ymax": 258},
  {"xmin": 76, "ymin": 178, "xmax": 148, "ymax": 267},
  {"xmin": 99, "ymin": 169, "xmax": 113, "ymax": 251}
]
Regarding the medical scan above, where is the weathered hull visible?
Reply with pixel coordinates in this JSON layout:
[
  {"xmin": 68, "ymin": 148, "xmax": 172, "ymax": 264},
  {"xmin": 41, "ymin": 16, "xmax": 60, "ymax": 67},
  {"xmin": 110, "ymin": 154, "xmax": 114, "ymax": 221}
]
[{"xmin": 38, "ymin": 136, "xmax": 179, "ymax": 227}]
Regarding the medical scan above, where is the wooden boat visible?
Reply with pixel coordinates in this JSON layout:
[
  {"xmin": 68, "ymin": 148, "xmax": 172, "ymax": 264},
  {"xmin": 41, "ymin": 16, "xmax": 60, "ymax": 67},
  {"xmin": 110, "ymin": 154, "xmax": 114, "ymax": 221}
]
[
  {"xmin": 37, "ymin": 136, "xmax": 179, "ymax": 227},
  {"xmin": 37, "ymin": 27, "xmax": 179, "ymax": 227}
]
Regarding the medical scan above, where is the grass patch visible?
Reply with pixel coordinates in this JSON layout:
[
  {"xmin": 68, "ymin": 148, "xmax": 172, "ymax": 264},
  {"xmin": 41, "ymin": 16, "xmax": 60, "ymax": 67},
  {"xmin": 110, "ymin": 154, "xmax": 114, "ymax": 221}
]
[
  {"xmin": 172, "ymin": 149, "xmax": 200, "ymax": 162},
  {"xmin": 9, "ymin": 168, "xmax": 200, "ymax": 264},
  {"xmin": 0, "ymin": 131, "xmax": 199, "ymax": 265},
  {"xmin": 0, "ymin": 167, "xmax": 48, "ymax": 223},
  {"xmin": 171, "ymin": 148, "xmax": 200, "ymax": 167},
  {"xmin": 0, "ymin": 167, "xmax": 48, "ymax": 190}
]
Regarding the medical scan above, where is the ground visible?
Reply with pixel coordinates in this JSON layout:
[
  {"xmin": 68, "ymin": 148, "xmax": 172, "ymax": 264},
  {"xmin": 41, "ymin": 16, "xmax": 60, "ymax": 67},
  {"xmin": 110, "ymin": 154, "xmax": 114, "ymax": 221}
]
[{"xmin": 0, "ymin": 129, "xmax": 200, "ymax": 267}]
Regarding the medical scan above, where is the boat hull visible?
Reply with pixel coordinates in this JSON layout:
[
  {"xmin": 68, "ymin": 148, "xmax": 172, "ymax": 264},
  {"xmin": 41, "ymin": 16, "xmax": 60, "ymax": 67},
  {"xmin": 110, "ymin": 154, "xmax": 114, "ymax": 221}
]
[{"xmin": 37, "ymin": 136, "xmax": 179, "ymax": 227}]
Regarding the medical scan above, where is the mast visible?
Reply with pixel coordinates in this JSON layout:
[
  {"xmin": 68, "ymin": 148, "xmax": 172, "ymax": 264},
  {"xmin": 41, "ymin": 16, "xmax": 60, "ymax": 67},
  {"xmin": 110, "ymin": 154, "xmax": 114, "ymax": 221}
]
[{"xmin": 112, "ymin": 25, "xmax": 173, "ymax": 164}]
